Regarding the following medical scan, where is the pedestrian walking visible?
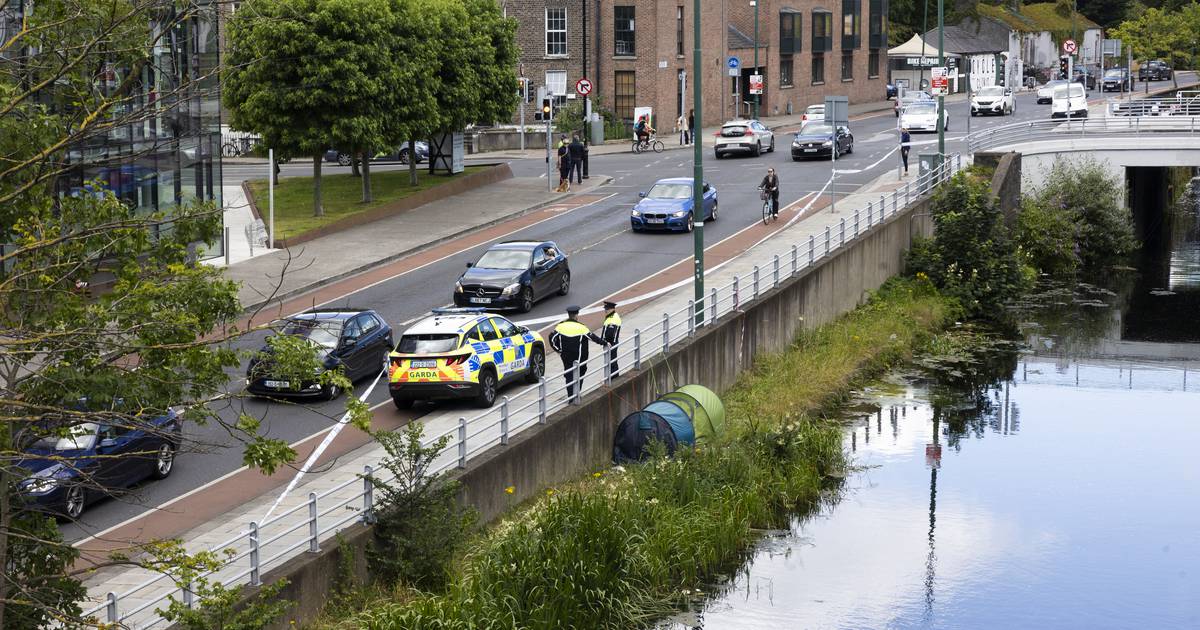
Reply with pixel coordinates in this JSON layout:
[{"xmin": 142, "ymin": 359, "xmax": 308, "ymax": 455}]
[
  {"xmin": 687, "ymin": 109, "xmax": 695, "ymax": 145},
  {"xmin": 676, "ymin": 112, "xmax": 689, "ymax": 145},
  {"xmin": 900, "ymin": 127, "xmax": 911, "ymax": 176},
  {"xmin": 549, "ymin": 305, "xmax": 605, "ymax": 399},
  {"xmin": 568, "ymin": 134, "xmax": 585, "ymax": 184},
  {"xmin": 556, "ymin": 137, "xmax": 571, "ymax": 192},
  {"xmin": 600, "ymin": 301, "xmax": 621, "ymax": 377}
]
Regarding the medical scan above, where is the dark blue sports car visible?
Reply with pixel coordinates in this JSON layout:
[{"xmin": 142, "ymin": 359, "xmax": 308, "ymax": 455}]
[
  {"xmin": 631, "ymin": 178, "xmax": 718, "ymax": 233},
  {"xmin": 19, "ymin": 409, "xmax": 181, "ymax": 519}
]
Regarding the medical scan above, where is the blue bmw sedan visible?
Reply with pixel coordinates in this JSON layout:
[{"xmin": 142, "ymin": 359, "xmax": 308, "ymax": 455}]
[{"xmin": 631, "ymin": 178, "xmax": 718, "ymax": 233}]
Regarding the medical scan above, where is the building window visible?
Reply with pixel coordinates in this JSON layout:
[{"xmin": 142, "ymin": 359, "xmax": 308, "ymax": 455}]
[
  {"xmin": 781, "ymin": 56, "xmax": 794, "ymax": 87},
  {"xmin": 779, "ymin": 10, "xmax": 801, "ymax": 54},
  {"xmin": 841, "ymin": 51, "xmax": 853, "ymax": 80},
  {"xmin": 545, "ymin": 7, "xmax": 566, "ymax": 57},
  {"xmin": 546, "ymin": 70, "xmax": 568, "ymax": 107},
  {"xmin": 812, "ymin": 10, "xmax": 832, "ymax": 52},
  {"xmin": 676, "ymin": 6, "xmax": 684, "ymax": 56},
  {"xmin": 869, "ymin": 49, "xmax": 881, "ymax": 77},
  {"xmin": 842, "ymin": 0, "xmax": 860, "ymax": 49},
  {"xmin": 615, "ymin": 70, "xmax": 636, "ymax": 121},
  {"xmin": 812, "ymin": 54, "xmax": 825, "ymax": 85},
  {"xmin": 869, "ymin": 0, "xmax": 887, "ymax": 49},
  {"xmin": 615, "ymin": 6, "xmax": 636, "ymax": 56}
]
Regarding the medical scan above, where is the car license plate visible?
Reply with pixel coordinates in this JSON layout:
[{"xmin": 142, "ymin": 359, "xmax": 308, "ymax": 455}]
[
  {"xmin": 648, "ymin": 218, "xmax": 665, "ymax": 224},
  {"xmin": 264, "ymin": 380, "xmax": 290, "ymax": 389},
  {"xmin": 469, "ymin": 297, "xmax": 491, "ymax": 304},
  {"xmin": 409, "ymin": 359, "xmax": 436, "ymax": 368},
  {"xmin": 803, "ymin": 148, "xmax": 817, "ymax": 152}
]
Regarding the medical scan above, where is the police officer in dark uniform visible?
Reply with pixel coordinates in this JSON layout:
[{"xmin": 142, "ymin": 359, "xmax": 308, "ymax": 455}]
[
  {"xmin": 600, "ymin": 301, "xmax": 622, "ymax": 377},
  {"xmin": 549, "ymin": 305, "xmax": 605, "ymax": 398}
]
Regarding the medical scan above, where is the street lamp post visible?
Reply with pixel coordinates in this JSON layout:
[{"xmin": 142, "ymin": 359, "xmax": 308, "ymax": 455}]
[
  {"xmin": 692, "ymin": 0, "xmax": 704, "ymax": 325},
  {"xmin": 936, "ymin": 0, "xmax": 945, "ymax": 160},
  {"xmin": 753, "ymin": 0, "xmax": 760, "ymax": 119}
]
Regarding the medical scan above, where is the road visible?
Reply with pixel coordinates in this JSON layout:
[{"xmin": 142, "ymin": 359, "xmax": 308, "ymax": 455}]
[{"xmin": 63, "ymin": 80, "xmax": 1185, "ymax": 542}]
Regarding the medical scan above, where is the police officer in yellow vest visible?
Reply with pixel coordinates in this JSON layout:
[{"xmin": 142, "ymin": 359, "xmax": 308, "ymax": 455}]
[
  {"xmin": 600, "ymin": 301, "xmax": 622, "ymax": 377},
  {"xmin": 549, "ymin": 305, "xmax": 605, "ymax": 398}
]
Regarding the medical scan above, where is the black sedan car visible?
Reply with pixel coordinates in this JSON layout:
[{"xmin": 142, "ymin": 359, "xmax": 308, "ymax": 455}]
[
  {"xmin": 20, "ymin": 409, "xmax": 181, "ymax": 519},
  {"xmin": 791, "ymin": 122, "xmax": 853, "ymax": 160},
  {"xmin": 453, "ymin": 241, "xmax": 570, "ymax": 313},
  {"xmin": 246, "ymin": 309, "xmax": 393, "ymax": 399},
  {"xmin": 323, "ymin": 142, "xmax": 429, "ymax": 167},
  {"xmin": 1139, "ymin": 60, "xmax": 1171, "ymax": 82},
  {"xmin": 1102, "ymin": 68, "xmax": 1133, "ymax": 92}
]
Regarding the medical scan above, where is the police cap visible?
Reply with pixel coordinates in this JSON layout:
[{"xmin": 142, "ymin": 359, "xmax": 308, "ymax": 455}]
[
  {"xmin": 603, "ymin": 301, "xmax": 617, "ymax": 310},
  {"xmin": 566, "ymin": 305, "xmax": 581, "ymax": 315}
]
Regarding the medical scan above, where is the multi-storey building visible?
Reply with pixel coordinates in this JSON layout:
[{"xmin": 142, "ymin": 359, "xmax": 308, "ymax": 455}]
[{"xmin": 509, "ymin": 0, "xmax": 888, "ymax": 130}]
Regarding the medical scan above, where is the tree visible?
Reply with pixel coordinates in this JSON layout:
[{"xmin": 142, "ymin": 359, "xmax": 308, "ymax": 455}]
[
  {"xmin": 1110, "ymin": 4, "xmax": 1200, "ymax": 69},
  {"xmin": 1, "ymin": 1, "xmax": 367, "ymax": 626}
]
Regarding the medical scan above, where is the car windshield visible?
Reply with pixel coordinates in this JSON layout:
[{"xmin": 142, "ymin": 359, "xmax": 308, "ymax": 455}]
[
  {"xmin": 646, "ymin": 183, "xmax": 692, "ymax": 199},
  {"xmin": 33, "ymin": 422, "xmax": 98, "ymax": 451},
  {"xmin": 474, "ymin": 249, "xmax": 532, "ymax": 270},
  {"xmin": 282, "ymin": 319, "xmax": 342, "ymax": 349},
  {"xmin": 799, "ymin": 123, "xmax": 833, "ymax": 135},
  {"xmin": 977, "ymin": 86, "xmax": 1005, "ymax": 97},
  {"xmin": 397, "ymin": 334, "xmax": 459, "ymax": 354},
  {"xmin": 1045, "ymin": 80, "xmax": 1067, "ymax": 89},
  {"xmin": 1054, "ymin": 85, "xmax": 1084, "ymax": 98},
  {"xmin": 1105, "ymin": 69, "xmax": 1124, "ymax": 77},
  {"xmin": 905, "ymin": 103, "xmax": 937, "ymax": 114}
]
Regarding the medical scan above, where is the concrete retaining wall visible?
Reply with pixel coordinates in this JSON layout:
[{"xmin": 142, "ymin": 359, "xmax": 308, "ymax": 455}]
[{"xmin": 234, "ymin": 194, "xmax": 936, "ymax": 629}]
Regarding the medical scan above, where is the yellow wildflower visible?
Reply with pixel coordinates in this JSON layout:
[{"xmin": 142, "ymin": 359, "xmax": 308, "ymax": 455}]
[{"xmin": 504, "ymin": 486, "xmax": 515, "ymax": 495}]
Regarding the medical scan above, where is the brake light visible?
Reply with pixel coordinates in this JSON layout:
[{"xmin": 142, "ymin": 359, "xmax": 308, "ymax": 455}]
[
  {"xmin": 389, "ymin": 358, "xmax": 403, "ymax": 368},
  {"xmin": 445, "ymin": 355, "xmax": 469, "ymax": 366}
]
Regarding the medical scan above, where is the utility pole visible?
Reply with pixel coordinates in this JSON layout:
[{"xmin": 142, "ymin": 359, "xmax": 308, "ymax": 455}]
[
  {"xmin": 753, "ymin": 0, "xmax": 760, "ymax": 119},
  {"xmin": 936, "ymin": 0, "xmax": 945, "ymax": 161},
  {"xmin": 920, "ymin": 0, "xmax": 929, "ymax": 90},
  {"xmin": 692, "ymin": 0, "xmax": 704, "ymax": 326}
]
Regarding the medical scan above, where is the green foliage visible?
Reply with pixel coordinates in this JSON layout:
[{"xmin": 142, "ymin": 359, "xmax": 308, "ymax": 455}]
[
  {"xmin": 160, "ymin": 577, "xmax": 293, "ymax": 630},
  {"xmin": 1016, "ymin": 196, "xmax": 1081, "ymax": 275},
  {"xmin": 1, "ymin": 514, "xmax": 85, "ymax": 630},
  {"xmin": 1026, "ymin": 158, "xmax": 1138, "ymax": 270},
  {"xmin": 1110, "ymin": 3, "xmax": 1200, "ymax": 68},
  {"xmin": 367, "ymin": 423, "xmax": 475, "ymax": 591},
  {"xmin": 906, "ymin": 173, "xmax": 1028, "ymax": 318}
]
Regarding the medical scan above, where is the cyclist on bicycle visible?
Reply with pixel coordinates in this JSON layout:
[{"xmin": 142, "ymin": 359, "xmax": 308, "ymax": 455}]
[
  {"xmin": 759, "ymin": 168, "xmax": 780, "ymax": 217},
  {"xmin": 634, "ymin": 115, "xmax": 655, "ymax": 146}
]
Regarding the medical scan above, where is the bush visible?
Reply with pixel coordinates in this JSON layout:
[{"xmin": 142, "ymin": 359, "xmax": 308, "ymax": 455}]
[
  {"xmin": 1016, "ymin": 195, "xmax": 1080, "ymax": 275},
  {"xmin": 367, "ymin": 424, "xmax": 475, "ymax": 591},
  {"xmin": 1027, "ymin": 158, "xmax": 1137, "ymax": 270}
]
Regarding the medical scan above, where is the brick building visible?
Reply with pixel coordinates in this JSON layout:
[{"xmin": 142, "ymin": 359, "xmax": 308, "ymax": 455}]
[{"xmin": 509, "ymin": 0, "xmax": 888, "ymax": 130}]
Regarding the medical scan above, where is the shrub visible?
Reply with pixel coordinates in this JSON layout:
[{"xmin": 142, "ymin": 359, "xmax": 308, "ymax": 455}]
[
  {"xmin": 1028, "ymin": 158, "xmax": 1137, "ymax": 270},
  {"xmin": 1016, "ymin": 195, "xmax": 1080, "ymax": 275}
]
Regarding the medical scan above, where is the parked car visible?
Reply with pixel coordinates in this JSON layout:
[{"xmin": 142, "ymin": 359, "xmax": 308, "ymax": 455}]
[
  {"xmin": 886, "ymin": 83, "xmax": 898, "ymax": 99},
  {"xmin": 1051, "ymin": 82, "xmax": 1088, "ymax": 119},
  {"xmin": 970, "ymin": 85, "xmax": 1015, "ymax": 116},
  {"xmin": 898, "ymin": 101, "xmax": 949, "ymax": 132},
  {"xmin": 323, "ymin": 141, "xmax": 429, "ymax": 167},
  {"xmin": 1037, "ymin": 79, "xmax": 1069, "ymax": 104},
  {"xmin": 713, "ymin": 119, "xmax": 775, "ymax": 158},
  {"xmin": 1072, "ymin": 68, "xmax": 1096, "ymax": 90},
  {"xmin": 387, "ymin": 309, "xmax": 545, "ymax": 409},
  {"xmin": 894, "ymin": 91, "xmax": 932, "ymax": 116},
  {"xmin": 1139, "ymin": 60, "xmax": 1172, "ymax": 82},
  {"xmin": 246, "ymin": 309, "xmax": 393, "ymax": 400},
  {"xmin": 631, "ymin": 178, "xmax": 718, "ymax": 233},
  {"xmin": 19, "ymin": 409, "xmax": 182, "ymax": 519},
  {"xmin": 1101, "ymin": 68, "xmax": 1133, "ymax": 92},
  {"xmin": 791, "ymin": 122, "xmax": 853, "ymax": 160},
  {"xmin": 453, "ymin": 241, "xmax": 569, "ymax": 312},
  {"xmin": 801, "ymin": 104, "xmax": 825, "ymax": 123}
]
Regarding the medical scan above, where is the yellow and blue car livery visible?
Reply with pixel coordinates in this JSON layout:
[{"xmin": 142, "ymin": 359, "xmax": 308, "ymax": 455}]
[{"xmin": 388, "ymin": 308, "xmax": 545, "ymax": 409}]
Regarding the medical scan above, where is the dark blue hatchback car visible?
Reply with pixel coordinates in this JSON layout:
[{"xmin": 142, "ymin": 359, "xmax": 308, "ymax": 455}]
[
  {"xmin": 246, "ymin": 309, "xmax": 394, "ymax": 400},
  {"xmin": 453, "ymin": 241, "xmax": 571, "ymax": 313},
  {"xmin": 19, "ymin": 409, "xmax": 181, "ymax": 519}
]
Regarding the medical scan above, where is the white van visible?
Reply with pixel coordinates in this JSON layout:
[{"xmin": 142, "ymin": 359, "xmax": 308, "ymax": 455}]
[{"xmin": 1050, "ymin": 83, "xmax": 1088, "ymax": 119}]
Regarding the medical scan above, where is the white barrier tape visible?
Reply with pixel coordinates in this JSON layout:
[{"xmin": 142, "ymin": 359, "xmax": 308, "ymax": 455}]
[
  {"xmin": 834, "ymin": 146, "xmax": 900, "ymax": 174},
  {"xmin": 260, "ymin": 367, "xmax": 387, "ymax": 522}
]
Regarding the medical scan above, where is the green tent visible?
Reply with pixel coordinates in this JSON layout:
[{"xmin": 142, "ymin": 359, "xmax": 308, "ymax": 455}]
[{"xmin": 660, "ymin": 384, "xmax": 726, "ymax": 441}]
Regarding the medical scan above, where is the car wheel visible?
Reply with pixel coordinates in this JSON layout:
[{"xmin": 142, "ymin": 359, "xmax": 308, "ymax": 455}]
[
  {"xmin": 323, "ymin": 383, "xmax": 341, "ymax": 400},
  {"xmin": 475, "ymin": 369, "xmax": 498, "ymax": 408},
  {"xmin": 518, "ymin": 286, "xmax": 534, "ymax": 313},
  {"xmin": 971, "ymin": 110, "xmax": 977, "ymax": 117},
  {"xmin": 557, "ymin": 271, "xmax": 571, "ymax": 296},
  {"xmin": 753, "ymin": 142, "xmax": 761, "ymax": 157},
  {"xmin": 525, "ymin": 346, "xmax": 545, "ymax": 384},
  {"xmin": 399, "ymin": 149, "xmax": 411, "ymax": 164},
  {"xmin": 392, "ymin": 396, "xmax": 413, "ymax": 410},
  {"xmin": 714, "ymin": 150, "xmax": 722, "ymax": 159},
  {"xmin": 64, "ymin": 485, "xmax": 85, "ymax": 520},
  {"xmin": 685, "ymin": 215, "xmax": 694, "ymax": 233},
  {"xmin": 151, "ymin": 442, "xmax": 176, "ymax": 479},
  {"xmin": 710, "ymin": 201, "xmax": 718, "ymax": 222},
  {"xmin": 337, "ymin": 153, "xmax": 352, "ymax": 167},
  {"xmin": 770, "ymin": 138, "xmax": 776, "ymax": 152}
]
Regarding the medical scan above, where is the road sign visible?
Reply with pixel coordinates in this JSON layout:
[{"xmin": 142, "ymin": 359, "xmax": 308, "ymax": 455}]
[
  {"xmin": 749, "ymin": 74, "xmax": 763, "ymax": 95},
  {"xmin": 575, "ymin": 78, "xmax": 592, "ymax": 96},
  {"xmin": 930, "ymin": 76, "xmax": 948, "ymax": 96},
  {"xmin": 1063, "ymin": 39, "xmax": 1077, "ymax": 54},
  {"xmin": 1102, "ymin": 38, "xmax": 1121, "ymax": 56},
  {"xmin": 727, "ymin": 56, "xmax": 740, "ymax": 77},
  {"xmin": 931, "ymin": 66, "xmax": 948, "ymax": 78}
]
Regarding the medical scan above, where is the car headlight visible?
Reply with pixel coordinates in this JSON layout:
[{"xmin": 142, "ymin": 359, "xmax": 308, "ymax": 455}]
[
  {"xmin": 454, "ymin": 280, "xmax": 463, "ymax": 294},
  {"xmin": 822, "ymin": 141, "xmax": 833, "ymax": 147},
  {"xmin": 631, "ymin": 208, "xmax": 641, "ymax": 217},
  {"xmin": 501, "ymin": 282, "xmax": 521, "ymax": 297},
  {"xmin": 22, "ymin": 477, "xmax": 58, "ymax": 495},
  {"xmin": 671, "ymin": 210, "xmax": 687, "ymax": 218}
]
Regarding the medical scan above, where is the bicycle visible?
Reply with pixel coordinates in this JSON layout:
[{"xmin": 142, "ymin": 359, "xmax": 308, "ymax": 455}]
[
  {"xmin": 759, "ymin": 188, "xmax": 778, "ymax": 225},
  {"xmin": 222, "ymin": 136, "xmax": 257, "ymax": 157},
  {"xmin": 631, "ymin": 134, "xmax": 665, "ymax": 154}
]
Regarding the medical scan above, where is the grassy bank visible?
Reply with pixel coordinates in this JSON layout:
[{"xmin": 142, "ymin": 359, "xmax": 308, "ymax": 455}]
[
  {"xmin": 311, "ymin": 278, "xmax": 957, "ymax": 630},
  {"xmin": 246, "ymin": 166, "xmax": 486, "ymax": 240}
]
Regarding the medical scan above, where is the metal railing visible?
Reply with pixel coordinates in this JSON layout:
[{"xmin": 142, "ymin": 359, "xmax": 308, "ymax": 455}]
[
  {"xmin": 966, "ymin": 115, "xmax": 1200, "ymax": 154},
  {"xmin": 82, "ymin": 154, "xmax": 966, "ymax": 629},
  {"xmin": 1109, "ymin": 93, "xmax": 1200, "ymax": 117}
]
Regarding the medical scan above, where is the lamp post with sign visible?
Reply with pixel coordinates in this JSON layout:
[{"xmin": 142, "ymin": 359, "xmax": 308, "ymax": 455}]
[
  {"xmin": 937, "ymin": 0, "xmax": 945, "ymax": 160},
  {"xmin": 693, "ymin": 0, "xmax": 705, "ymax": 326},
  {"xmin": 752, "ymin": 0, "xmax": 759, "ymax": 119},
  {"xmin": 727, "ymin": 56, "xmax": 740, "ymax": 119}
]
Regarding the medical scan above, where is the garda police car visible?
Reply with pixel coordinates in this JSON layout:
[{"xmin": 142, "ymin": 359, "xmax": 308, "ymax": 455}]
[{"xmin": 388, "ymin": 308, "xmax": 545, "ymax": 409}]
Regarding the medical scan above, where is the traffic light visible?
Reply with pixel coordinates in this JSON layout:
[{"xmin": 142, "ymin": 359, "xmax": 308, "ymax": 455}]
[
  {"xmin": 523, "ymin": 79, "xmax": 533, "ymax": 103},
  {"xmin": 517, "ymin": 78, "xmax": 526, "ymax": 101},
  {"xmin": 541, "ymin": 98, "xmax": 552, "ymax": 121},
  {"xmin": 1059, "ymin": 56, "xmax": 1070, "ymax": 80}
]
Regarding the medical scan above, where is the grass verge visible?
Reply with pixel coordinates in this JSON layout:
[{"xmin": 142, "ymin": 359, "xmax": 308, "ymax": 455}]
[
  {"xmin": 246, "ymin": 166, "xmax": 486, "ymax": 241},
  {"xmin": 310, "ymin": 277, "xmax": 957, "ymax": 630}
]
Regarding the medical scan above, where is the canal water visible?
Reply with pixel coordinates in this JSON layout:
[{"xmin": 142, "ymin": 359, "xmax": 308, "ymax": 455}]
[{"xmin": 666, "ymin": 182, "xmax": 1200, "ymax": 629}]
